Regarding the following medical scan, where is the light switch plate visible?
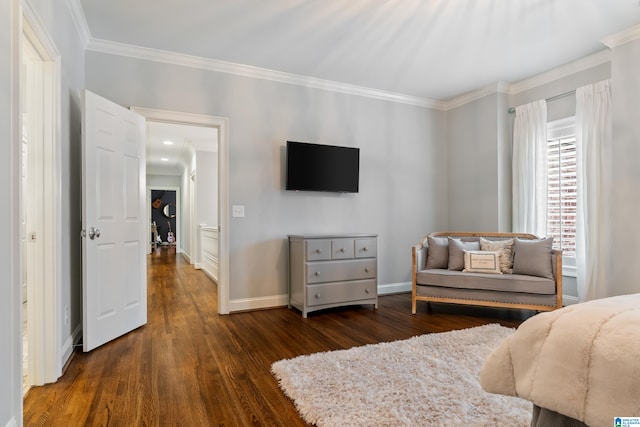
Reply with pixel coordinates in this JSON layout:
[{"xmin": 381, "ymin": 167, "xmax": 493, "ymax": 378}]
[{"xmin": 232, "ymin": 205, "xmax": 245, "ymax": 217}]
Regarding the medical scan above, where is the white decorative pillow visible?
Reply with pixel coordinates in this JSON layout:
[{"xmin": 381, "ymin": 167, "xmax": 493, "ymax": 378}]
[
  {"xmin": 463, "ymin": 250, "xmax": 502, "ymax": 274},
  {"xmin": 480, "ymin": 238, "xmax": 515, "ymax": 274}
]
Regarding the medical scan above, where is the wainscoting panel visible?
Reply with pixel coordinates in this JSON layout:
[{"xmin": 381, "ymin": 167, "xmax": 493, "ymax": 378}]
[{"xmin": 200, "ymin": 226, "xmax": 219, "ymax": 283}]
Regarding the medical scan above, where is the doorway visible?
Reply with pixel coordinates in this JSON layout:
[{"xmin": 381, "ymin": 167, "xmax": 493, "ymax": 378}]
[
  {"xmin": 134, "ymin": 107, "xmax": 230, "ymax": 315},
  {"xmin": 148, "ymin": 188, "xmax": 180, "ymax": 251},
  {"xmin": 20, "ymin": 9, "xmax": 62, "ymax": 392}
]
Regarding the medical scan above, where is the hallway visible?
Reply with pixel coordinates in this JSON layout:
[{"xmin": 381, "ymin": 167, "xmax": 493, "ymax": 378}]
[{"xmin": 23, "ymin": 248, "xmax": 525, "ymax": 426}]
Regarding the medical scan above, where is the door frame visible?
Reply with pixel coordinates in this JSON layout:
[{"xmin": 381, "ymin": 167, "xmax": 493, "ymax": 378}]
[
  {"xmin": 131, "ymin": 107, "xmax": 229, "ymax": 315},
  {"xmin": 21, "ymin": 3, "xmax": 62, "ymax": 384},
  {"xmin": 147, "ymin": 186, "xmax": 181, "ymax": 253}
]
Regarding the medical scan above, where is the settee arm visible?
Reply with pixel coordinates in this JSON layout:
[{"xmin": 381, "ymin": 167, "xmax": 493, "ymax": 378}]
[
  {"xmin": 412, "ymin": 244, "xmax": 427, "ymax": 273},
  {"xmin": 411, "ymin": 243, "xmax": 428, "ymax": 314}
]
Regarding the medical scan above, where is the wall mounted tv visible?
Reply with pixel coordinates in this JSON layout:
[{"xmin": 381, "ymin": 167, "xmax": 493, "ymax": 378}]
[{"xmin": 286, "ymin": 141, "xmax": 360, "ymax": 193}]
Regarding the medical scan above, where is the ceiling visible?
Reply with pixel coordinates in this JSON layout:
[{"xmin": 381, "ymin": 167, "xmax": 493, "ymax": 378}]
[
  {"xmin": 78, "ymin": 1, "xmax": 640, "ymax": 171},
  {"xmin": 146, "ymin": 121, "xmax": 217, "ymax": 176},
  {"xmin": 79, "ymin": 0, "xmax": 640, "ymax": 101}
]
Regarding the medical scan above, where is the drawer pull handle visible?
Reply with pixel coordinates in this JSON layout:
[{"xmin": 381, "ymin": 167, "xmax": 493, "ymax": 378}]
[
  {"xmin": 316, "ymin": 249, "xmax": 322, "ymax": 254},
  {"xmin": 363, "ymin": 247, "xmax": 368, "ymax": 252},
  {"xmin": 365, "ymin": 268, "xmax": 369, "ymax": 273},
  {"xmin": 365, "ymin": 288, "xmax": 370, "ymax": 294},
  {"xmin": 315, "ymin": 293, "xmax": 321, "ymax": 299},
  {"xmin": 314, "ymin": 272, "xmax": 320, "ymax": 276},
  {"xmin": 340, "ymin": 248, "xmax": 345, "ymax": 253}
]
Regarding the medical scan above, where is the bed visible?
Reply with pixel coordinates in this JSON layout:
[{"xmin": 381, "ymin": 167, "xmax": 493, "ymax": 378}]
[{"xmin": 480, "ymin": 293, "xmax": 640, "ymax": 426}]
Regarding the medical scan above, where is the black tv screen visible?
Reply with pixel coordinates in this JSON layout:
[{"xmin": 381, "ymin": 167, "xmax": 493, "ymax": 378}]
[{"xmin": 286, "ymin": 141, "xmax": 359, "ymax": 193}]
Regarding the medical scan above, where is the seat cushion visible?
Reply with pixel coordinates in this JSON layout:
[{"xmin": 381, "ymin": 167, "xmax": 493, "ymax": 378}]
[{"xmin": 416, "ymin": 268, "xmax": 555, "ymax": 295}]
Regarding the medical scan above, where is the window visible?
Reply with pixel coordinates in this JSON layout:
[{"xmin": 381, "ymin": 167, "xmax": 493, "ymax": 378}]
[{"xmin": 547, "ymin": 118, "xmax": 576, "ymax": 258}]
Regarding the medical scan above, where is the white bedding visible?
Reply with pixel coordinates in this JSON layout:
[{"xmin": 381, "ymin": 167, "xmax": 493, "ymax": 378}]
[{"xmin": 480, "ymin": 293, "xmax": 640, "ymax": 427}]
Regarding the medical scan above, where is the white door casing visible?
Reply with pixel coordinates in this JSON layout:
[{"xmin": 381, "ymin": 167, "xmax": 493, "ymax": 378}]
[
  {"xmin": 21, "ymin": 8, "xmax": 62, "ymax": 384},
  {"xmin": 82, "ymin": 90, "xmax": 147, "ymax": 352},
  {"xmin": 131, "ymin": 106, "xmax": 229, "ymax": 315}
]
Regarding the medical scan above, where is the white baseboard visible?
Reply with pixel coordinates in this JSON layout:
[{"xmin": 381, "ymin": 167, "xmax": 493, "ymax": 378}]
[
  {"xmin": 202, "ymin": 268, "xmax": 218, "ymax": 284},
  {"xmin": 61, "ymin": 323, "xmax": 82, "ymax": 372},
  {"xmin": 194, "ymin": 262, "xmax": 203, "ymax": 270},
  {"xmin": 228, "ymin": 283, "xmax": 412, "ymax": 313},
  {"xmin": 228, "ymin": 294, "xmax": 289, "ymax": 313},
  {"xmin": 5, "ymin": 417, "xmax": 17, "ymax": 427},
  {"xmin": 378, "ymin": 281, "xmax": 411, "ymax": 295},
  {"xmin": 181, "ymin": 252, "xmax": 191, "ymax": 264}
]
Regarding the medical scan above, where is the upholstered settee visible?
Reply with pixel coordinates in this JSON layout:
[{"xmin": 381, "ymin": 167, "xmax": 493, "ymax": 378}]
[{"xmin": 411, "ymin": 232, "xmax": 563, "ymax": 314}]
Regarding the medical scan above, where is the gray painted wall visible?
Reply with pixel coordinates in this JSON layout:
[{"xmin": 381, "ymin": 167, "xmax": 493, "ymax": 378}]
[
  {"xmin": 447, "ymin": 92, "xmax": 508, "ymax": 231},
  {"xmin": 86, "ymin": 51, "xmax": 449, "ymax": 300},
  {"xmin": 611, "ymin": 38, "xmax": 640, "ymax": 297},
  {"xmin": 147, "ymin": 173, "xmax": 181, "ymax": 188},
  {"xmin": 195, "ymin": 150, "xmax": 218, "ymax": 227}
]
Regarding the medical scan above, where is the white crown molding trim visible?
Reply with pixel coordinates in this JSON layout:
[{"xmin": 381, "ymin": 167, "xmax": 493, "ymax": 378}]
[
  {"xmin": 507, "ymin": 49, "xmax": 611, "ymax": 95},
  {"xmin": 63, "ymin": 0, "xmax": 90, "ymax": 48},
  {"xmin": 445, "ymin": 81, "xmax": 511, "ymax": 111},
  {"xmin": 87, "ymin": 38, "xmax": 445, "ymax": 110},
  {"xmin": 601, "ymin": 23, "xmax": 640, "ymax": 48}
]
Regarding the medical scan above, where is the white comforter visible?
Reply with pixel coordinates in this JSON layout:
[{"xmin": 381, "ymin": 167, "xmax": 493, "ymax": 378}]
[{"xmin": 480, "ymin": 293, "xmax": 640, "ymax": 427}]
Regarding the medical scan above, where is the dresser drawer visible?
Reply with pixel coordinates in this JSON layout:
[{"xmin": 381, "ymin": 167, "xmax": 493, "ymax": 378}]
[
  {"xmin": 331, "ymin": 238, "xmax": 354, "ymax": 259},
  {"xmin": 306, "ymin": 239, "xmax": 331, "ymax": 261},
  {"xmin": 306, "ymin": 259, "xmax": 376, "ymax": 284},
  {"xmin": 306, "ymin": 280, "xmax": 377, "ymax": 307},
  {"xmin": 355, "ymin": 238, "xmax": 376, "ymax": 258}
]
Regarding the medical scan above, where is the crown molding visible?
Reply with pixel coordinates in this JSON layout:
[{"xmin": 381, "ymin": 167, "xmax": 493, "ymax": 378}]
[
  {"xmin": 64, "ymin": 0, "xmax": 91, "ymax": 48},
  {"xmin": 601, "ymin": 23, "xmax": 640, "ymax": 49},
  {"xmin": 506, "ymin": 49, "xmax": 611, "ymax": 95},
  {"xmin": 445, "ymin": 81, "xmax": 511, "ymax": 110},
  {"xmin": 88, "ymin": 38, "xmax": 445, "ymax": 110}
]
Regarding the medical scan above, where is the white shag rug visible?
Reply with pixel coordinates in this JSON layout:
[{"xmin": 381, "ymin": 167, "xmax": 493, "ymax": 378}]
[{"xmin": 271, "ymin": 324, "xmax": 531, "ymax": 427}]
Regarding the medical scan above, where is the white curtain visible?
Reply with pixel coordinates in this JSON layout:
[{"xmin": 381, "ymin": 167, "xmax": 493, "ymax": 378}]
[
  {"xmin": 575, "ymin": 79, "xmax": 612, "ymax": 301},
  {"xmin": 512, "ymin": 100, "xmax": 548, "ymax": 237}
]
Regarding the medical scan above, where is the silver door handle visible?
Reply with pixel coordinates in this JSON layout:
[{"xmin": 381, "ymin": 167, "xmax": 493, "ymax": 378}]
[{"xmin": 82, "ymin": 227, "xmax": 101, "ymax": 240}]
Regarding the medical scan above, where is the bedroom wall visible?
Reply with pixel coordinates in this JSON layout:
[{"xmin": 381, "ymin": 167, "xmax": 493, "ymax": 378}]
[
  {"xmin": 195, "ymin": 150, "xmax": 218, "ymax": 228},
  {"xmin": 446, "ymin": 91, "xmax": 511, "ymax": 232},
  {"xmin": 85, "ymin": 51, "xmax": 449, "ymax": 303},
  {"xmin": 610, "ymin": 37, "xmax": 640, "ymax": 297}
]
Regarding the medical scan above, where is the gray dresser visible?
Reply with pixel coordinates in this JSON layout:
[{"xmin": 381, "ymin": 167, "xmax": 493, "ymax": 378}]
[{"xmin": 288, "ymin": 234, "xmax": 378, "ymax": 318}]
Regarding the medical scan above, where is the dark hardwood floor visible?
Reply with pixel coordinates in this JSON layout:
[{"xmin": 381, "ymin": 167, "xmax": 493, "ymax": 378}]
[{"xmin": 23, "ymin": 247, "xmax": 532, "ymax": 426}]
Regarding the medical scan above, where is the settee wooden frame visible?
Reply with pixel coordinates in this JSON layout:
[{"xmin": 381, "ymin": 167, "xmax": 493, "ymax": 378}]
[{"xmin": 411, "ymin": 231, "xmax": 563, "ymax": 314}]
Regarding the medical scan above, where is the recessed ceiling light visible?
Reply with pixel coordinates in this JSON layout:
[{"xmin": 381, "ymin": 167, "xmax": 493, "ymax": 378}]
[
  {"xmin": 163, "ymin": 140, "xmax": 174, "ymax": 145},
  {"xmin": 160, "ymin": 158, "xmax": 169, "ymax": 162}
]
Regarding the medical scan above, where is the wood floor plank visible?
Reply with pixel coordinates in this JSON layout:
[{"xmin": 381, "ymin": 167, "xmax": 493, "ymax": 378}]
[{"xmin": 23, "ymin": 246, "xmax": 531, "ymax": 426}]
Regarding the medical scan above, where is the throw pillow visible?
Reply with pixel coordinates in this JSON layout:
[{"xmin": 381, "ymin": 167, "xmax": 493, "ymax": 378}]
[
  {"xmin": 425, "ymin": 236, "xmax": 449, "ymax": 269},
  {"xmin": 512, "ymin": 237, "xmax": 554, "ymax": 279},
  {"xmin": 463, "ymin": 250, "xmax": 502, "ymax": 274},
  {"xmin": 480, "ymin": 237, "xmax": 515, "ymax": 274},
  {"xmin": 448, "ymin": 237, "xmax": 480, "ymax": 271}
]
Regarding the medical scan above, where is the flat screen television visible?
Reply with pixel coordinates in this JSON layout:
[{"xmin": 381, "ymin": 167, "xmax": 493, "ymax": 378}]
[{"xmin": 286, "ymin": 141, "xmax": 360, "ymax": 193}]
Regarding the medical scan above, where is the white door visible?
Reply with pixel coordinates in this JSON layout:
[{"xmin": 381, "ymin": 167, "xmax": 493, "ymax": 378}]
[{"xmin": 82, "ymin": 90, "xmax": 147, "ymax": 352}]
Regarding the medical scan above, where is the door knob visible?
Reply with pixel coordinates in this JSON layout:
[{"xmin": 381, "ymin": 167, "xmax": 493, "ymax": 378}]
[{"xmin": 82, "ymin": 227, "xmax": 101, "ymax": 240}]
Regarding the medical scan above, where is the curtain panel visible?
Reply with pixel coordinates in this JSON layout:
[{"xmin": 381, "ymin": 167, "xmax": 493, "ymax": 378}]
[
  {"xmin": 575, "ymin": 79, "xmax": 612, "ymax": 301},
  {"xmin": 512, "ymin": 100, "xmax": 548, "ymax": 237}
]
